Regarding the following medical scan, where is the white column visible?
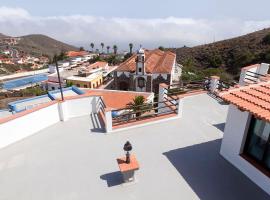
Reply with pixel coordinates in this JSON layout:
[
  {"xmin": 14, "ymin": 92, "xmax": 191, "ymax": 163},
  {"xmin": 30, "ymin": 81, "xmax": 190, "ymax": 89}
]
[
  {"xmin": 105, "ymin": 108, "xmax": 113, "ymax": 133},
  {"xmin": 239, "ymin": 69, "xmax": 246, "ymax": 86},
  {"xmin": 210, "ymin": 76, "xmax": 220, "ymax": 93},
  {"xmin": 158, "ymin": 83, "xmax": 168, "ymax": 114},
  {"xmin": 176, "ymin": 98, "xmax": 184, "ymax": 118},
  {"xmin": 258, "ymin": 63, "xmax": 270, "ymax": 76},
  {"xmin": 58, "ymin": 101, "xmax": 69, "ymax": 121},
  {"xmin": 92, "ymin": 96, "xmax": 98, "ymax": 114}
]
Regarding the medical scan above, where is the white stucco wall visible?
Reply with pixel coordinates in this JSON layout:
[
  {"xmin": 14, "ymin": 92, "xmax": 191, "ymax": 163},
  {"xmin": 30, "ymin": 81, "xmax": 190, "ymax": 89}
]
[
  {"xmin": 64, "ymin": 96, "xmax": 95, "ymax": 119},
  {"xmin": 0, "ymin": 96, "xmax": 102, "ymax": 149},
  {"xmin": 0, "ymin": 103, "xmax": 60, "ymax": 149},
  {"xmin": 220, "ymin": 104, "xmax": 270, "ymax": 195}
]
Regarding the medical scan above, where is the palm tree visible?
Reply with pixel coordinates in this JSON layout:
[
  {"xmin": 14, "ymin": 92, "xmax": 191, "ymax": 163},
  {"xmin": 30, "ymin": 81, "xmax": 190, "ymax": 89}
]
[
  {"xmin": 106, "ymin": 46, "xmax": 110, "ymax": 54},
  {"xmin": 90, "ymin": 43, "xmax": 94, "ymax": 52},
  {"xmin": 127, "ymin": 96, "xmax": 150, "ymax": 118},
  {"xmin": 100, "ymin": 42, "xmax": 104, "ymax": 53},
  {"xmin": 129, "ymin": 43, "xmax": 133, "ymax": 54},
  {"xmin": 113, "ymin": 45, "xmax": 118, "ymax": 55}
]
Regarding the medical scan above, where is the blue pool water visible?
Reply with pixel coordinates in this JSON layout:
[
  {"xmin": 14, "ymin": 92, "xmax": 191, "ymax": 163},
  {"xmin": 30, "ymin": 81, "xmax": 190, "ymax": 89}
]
[{"xmin": 3, "ymin": 74, "xmax": 48, "ymax": 90}]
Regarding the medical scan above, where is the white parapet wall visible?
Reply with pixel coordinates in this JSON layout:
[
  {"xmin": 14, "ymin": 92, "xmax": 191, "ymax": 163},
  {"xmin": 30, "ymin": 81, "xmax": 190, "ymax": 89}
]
[
  {"xmin": 63, "ymin": 96, "xmax": 96, "ymax": 119},
  {"xmin": 220, "ymin": 104, "xmax": 270, "ymax": 195},
  {"xmin": 0, "ymin": 95, "xmax": 102, "ymax": 149},
  {"xmin": 0, "ymin": 103, "xmax": 60, "ymax": 149}
]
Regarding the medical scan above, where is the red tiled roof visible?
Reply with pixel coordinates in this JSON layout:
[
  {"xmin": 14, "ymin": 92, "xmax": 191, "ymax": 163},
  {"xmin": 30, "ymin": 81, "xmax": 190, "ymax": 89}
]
[
  {"xmin": 219, "ymin": 81, "xmax": 270, "ymax": 122},
  {"xmin": 89, "ymin": 61, "xmax": 108, "ymax": 69},
  {"xmin": 116, "ymin": 49, "xmax": 176, "ymax": 74},
  {"xmin": 85, "ymin": 90, "xmax": 151, "ymax": 109},
  {"xmin": 66, "ymin": 51, "xmax": 88, "ymax": 57}
]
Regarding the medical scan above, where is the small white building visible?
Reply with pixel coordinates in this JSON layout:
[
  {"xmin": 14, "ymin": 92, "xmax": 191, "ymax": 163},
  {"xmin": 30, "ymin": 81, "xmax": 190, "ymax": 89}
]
[{"xmin": 219, "ymin": 63, "xmax": 270, "ymax": 195}]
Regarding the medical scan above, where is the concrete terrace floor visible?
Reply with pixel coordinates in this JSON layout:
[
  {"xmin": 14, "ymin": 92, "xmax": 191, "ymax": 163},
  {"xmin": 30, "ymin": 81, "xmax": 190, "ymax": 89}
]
[{"xmin": 0, "ymin": 94, "xmax": 269, "ymax": 200}]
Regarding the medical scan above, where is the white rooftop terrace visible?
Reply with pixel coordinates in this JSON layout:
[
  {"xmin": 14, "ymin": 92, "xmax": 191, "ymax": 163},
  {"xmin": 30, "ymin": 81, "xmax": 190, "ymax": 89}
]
[{"xmin": 0, "ymin": 94, "xmax": 269, "ymax": 200}]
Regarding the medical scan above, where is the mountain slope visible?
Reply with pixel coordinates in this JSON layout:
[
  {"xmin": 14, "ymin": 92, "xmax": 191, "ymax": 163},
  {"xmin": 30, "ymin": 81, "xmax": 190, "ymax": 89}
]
[
  {"xmin": 14, "ymin": 34, "xmax": 78, "ymax": 58},
  {"xmin": 0, "ymin": 33, "xmax": 8, "ymax": 38},
  {"xmin": 172, "ymin": 28, "xmax": 270, "ymax": 77}
]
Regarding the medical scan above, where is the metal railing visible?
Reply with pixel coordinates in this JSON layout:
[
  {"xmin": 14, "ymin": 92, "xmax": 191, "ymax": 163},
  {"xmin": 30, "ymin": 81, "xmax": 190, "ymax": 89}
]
[
  {"xmin": 111, "ymin": 98, "xmax": 179, "ymax": 126},
  {"xmin": 244, "ymin": 70, "xmax": 266, "ymax": 83}
]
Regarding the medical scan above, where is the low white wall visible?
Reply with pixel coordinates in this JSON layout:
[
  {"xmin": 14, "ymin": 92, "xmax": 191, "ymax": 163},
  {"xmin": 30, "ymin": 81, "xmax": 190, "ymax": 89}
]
[
  {"xmin": 220, "ymin": 104, "xmax": 270, "ymax": 195},
  {"xmin": 64, "ymin": 96, "xmax": 96, "ymax": 119},
  {"xmin": 0, "ymin": 103, "xmax": 60, "ymax": 149},
  {"xmin": 0, "ymin": 96, "xmax": 102, "ymax": 149}
]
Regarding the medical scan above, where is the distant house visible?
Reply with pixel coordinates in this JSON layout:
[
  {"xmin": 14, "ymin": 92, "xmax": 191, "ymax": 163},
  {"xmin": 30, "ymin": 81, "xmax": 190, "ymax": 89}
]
[
  {"xmin": 113, "ymin": 48, "xmax": 178, "ymax": 93},
  {"xmin": 66, "ymin": 72, "xmax": 103, "ymax": 89},
  {"xmin": 219, "ymin": 63, "xmax": 270, "ymax": 195},
  {"xmin": 42, "ymin": 70, "xmax": 76, "ymax": 91},
  {"xmin": 66, "ymin": 51, "xmax": 88, "ymax": 58}
]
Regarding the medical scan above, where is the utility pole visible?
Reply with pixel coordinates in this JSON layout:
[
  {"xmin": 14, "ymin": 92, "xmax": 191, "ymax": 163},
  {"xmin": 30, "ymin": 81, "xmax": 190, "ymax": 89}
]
[{"xmin": 55, "ymin": 55, "xmax": 64, "ymax": 101}]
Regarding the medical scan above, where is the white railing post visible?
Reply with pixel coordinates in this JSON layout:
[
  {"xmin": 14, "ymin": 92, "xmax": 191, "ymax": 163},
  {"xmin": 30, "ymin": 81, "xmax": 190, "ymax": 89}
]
[
  {"xmin": 258, "ymin": 63, "xmax": 270, "ymax": 76},
  {"xmin": 210, "ymin": 76, "xmax": 220, "ymax": 93},
  {"xmin": 92, "ymin": 96, "xmax": 98, "ymax": 114},
  {"xmin": 158, "ymin": 83, "xmax": 168, "ymax": 114},
  {"xmin": 239, "ymin": 69, "xmax": 246, "ymax": 86},
  {"xmin": 105, "ymin": 108, "xmax": 113, "ymax": 133},
  {"xmin": 176, "ymin": 98, "xmax": 183, "ymax": 118},
  {"xmin": 58, "ymin": 101, "xmax": 69, "ymax": 121}
]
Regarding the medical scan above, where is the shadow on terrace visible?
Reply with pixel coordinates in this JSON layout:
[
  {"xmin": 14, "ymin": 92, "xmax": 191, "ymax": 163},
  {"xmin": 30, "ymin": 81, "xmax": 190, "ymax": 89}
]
[{"xmin": 163, "ymin": 139, "xmax": 270, "ymax": 200}]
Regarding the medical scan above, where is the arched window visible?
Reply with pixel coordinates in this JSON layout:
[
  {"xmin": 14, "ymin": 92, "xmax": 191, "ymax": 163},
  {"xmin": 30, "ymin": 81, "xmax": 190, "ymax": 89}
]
[{"xmin": 137, "ymin": 77, "xmax": 145, "ymax": 88}]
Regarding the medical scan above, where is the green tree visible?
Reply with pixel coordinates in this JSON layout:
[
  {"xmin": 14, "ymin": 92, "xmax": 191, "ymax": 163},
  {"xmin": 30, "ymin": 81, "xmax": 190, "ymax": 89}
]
[
  {"xmin": 66, "ymin": 82, "xmax": 73, "ymax": 87},
  {"xmin": 79, "ymin": 47, "xmax": 85, "ymax": 51},
  {"xmin": 113, "ymin": 45, "xmax": 118, "ymax": 54},
  {"xmin": 262, "ymin": 33, "xmax": 270, "ymax": 45},
  {"xmin": 100, "ymin": 42, "xmax": 104, "ymax": 53},
  {"xmin": 123, "ymin": 53, "xmax": 132, "ymax": 62},
  {"xmin": 106, "ymin": 55, "xmax": 121, "ymax": 65},
  {"xmin": 209, "ymin": 54, "xmax": 223, "ymax": 67},
  {"xmin": 90, "ymin": 43, "xmax": 94, "ymax": 52},
  {"xmin": 129, "ymin": 43, "xmax": 133, "ymax": 54},
  {"xmin": 106, "ymin": 46, "xmax": 110, "ymax": 54},
  {"xmin": 158, "ymin": 46, "xmax": 165, "ymax": 51},
  {"xmin": 126, "ymin": 96, "xmax": 150, "ymax": 117}
]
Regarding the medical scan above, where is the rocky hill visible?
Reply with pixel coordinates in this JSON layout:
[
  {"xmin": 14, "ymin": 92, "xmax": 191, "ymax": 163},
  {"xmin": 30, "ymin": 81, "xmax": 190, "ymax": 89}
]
[
  {"xmin": 0, "ymin": 33, "xmax": 78, "ymax": 58},
  {"xmin": 14, "ymin": 34, "xmax": 78, "ymax": 58},
  {"xmin": 171, "ymin": 28, "xmax": 270, "ymax": 78},
  {"xmin": 0, "ymin": 33, "xmax": 8, "ymax": 38}
]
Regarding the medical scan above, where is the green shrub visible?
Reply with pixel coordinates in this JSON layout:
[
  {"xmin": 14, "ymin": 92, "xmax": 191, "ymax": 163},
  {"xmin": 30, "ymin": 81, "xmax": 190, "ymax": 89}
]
[{"xmin": 262, "ymin": 33, "xmax": 270, "ymax": 45}]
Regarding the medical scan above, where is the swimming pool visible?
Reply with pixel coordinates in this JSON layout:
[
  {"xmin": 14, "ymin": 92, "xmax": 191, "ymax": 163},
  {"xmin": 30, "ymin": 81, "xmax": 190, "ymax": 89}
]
[{"xmin": 3, "ymin": 74, "xmax": 48, "ymax": 90}]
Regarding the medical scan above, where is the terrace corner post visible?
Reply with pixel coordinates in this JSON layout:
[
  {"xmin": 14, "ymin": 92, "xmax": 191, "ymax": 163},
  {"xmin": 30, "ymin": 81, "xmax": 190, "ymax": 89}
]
[
  {"xmin": 105, "ymin": 107, "xmax": 113, "ymax": 133},
  {"xmin": 210, "ymin": 76, "xmax": 220, "ymax": 93},
  {"xmin": 158, "ymin": 83, "xmax": 168, "ymax": 114}
]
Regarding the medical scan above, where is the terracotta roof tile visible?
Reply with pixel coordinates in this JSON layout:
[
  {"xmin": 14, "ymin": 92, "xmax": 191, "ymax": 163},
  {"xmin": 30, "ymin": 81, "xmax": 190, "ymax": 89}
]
[
  {"xmin": 67, "ymin": 51, "xmax": 88, "ymax": 57},
  {"xmin": 116, "ymin": 49, "xmax": 176, "ymax": 74},
  {"xmin": 219, "ymin": 81, "xmax": 270, "ymax": 122},
  {"xmin": 85, "ymin": 90, "xmax": 152, "ymax": 109}
]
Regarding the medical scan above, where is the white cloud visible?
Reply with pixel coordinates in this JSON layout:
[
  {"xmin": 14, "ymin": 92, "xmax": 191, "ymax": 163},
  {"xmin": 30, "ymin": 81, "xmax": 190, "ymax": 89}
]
[{"xmin": 1, "ymin": 7, "xmax": 270, "ymax": 50}]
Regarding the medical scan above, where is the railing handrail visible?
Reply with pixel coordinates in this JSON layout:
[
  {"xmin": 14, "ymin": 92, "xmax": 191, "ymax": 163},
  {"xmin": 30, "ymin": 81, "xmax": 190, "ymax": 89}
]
[
  {"xmin": 112, "ymin": 109, "xmax": 177, "ymax": 125},
  {"xmin": 246, "ymin": 70, "xmax": 266, "ymax": 77},
  {"xmin": 112, "ymin": 102, "xmax": 178, "ymax": 119}
]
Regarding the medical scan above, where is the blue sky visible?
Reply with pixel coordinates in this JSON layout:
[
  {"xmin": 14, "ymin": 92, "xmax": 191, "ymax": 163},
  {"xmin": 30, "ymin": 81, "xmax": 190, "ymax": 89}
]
[{"xmin": 0, "ymin": 0, "xmax": 270, "ymax": 50}]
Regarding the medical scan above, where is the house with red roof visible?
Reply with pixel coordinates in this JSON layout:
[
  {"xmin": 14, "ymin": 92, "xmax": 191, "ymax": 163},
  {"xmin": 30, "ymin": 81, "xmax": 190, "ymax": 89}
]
[
  {"xmin": 66, "ymin": 51, "xmax": 88, "ymax": 58},
  {"xmin": 113, "ymin": 48, "xmax": 178, "ymax": 93},
  {"xmin": 219, "ymin": 63, "xmax": 270, "ymax": 195}
]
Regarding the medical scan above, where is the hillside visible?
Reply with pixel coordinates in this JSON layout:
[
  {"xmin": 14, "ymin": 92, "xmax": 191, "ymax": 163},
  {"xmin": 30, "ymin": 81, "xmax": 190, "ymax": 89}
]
[
  {"xmin": 0, "ymin": 33, "xmax": 7, "ymax": 38},
  {"xmin": 13, "ymin": 34, "xmax": 78, "ymax": 58},
  {"xmin": 171, "ymin": 28, "xmax": 270, "ymax": 78}
]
